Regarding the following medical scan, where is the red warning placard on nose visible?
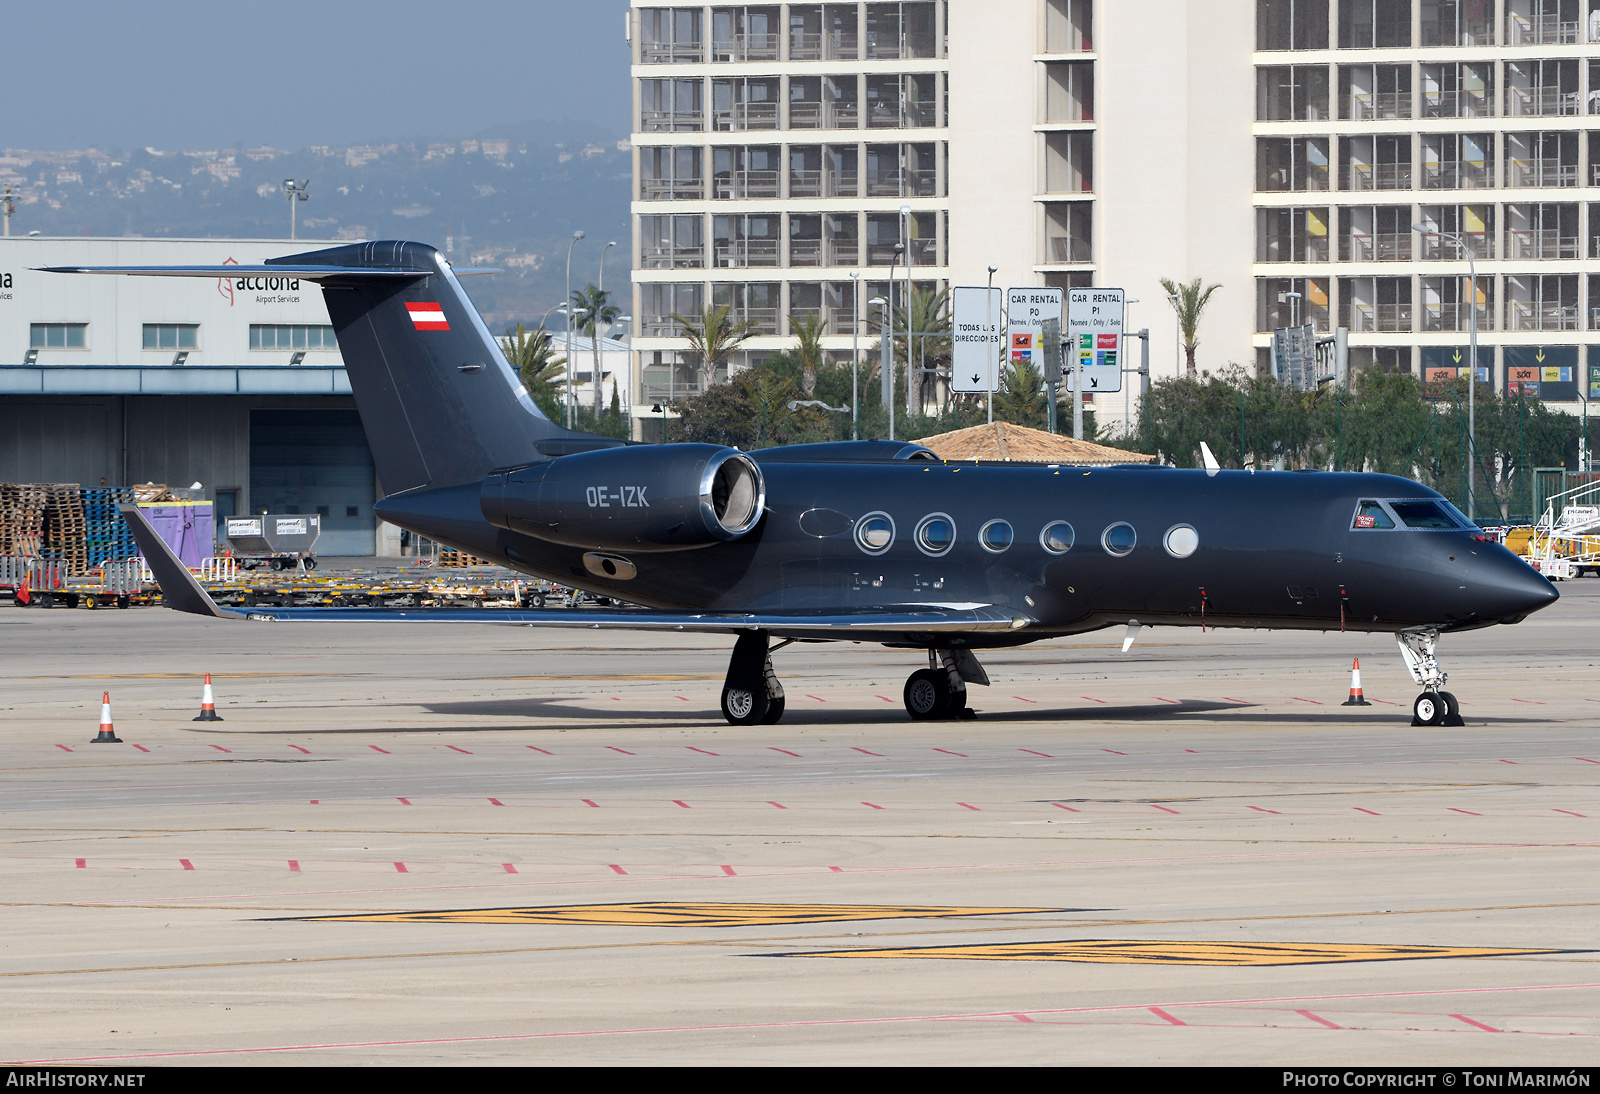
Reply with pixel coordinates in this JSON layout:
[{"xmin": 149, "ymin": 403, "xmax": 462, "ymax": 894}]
[{"xmin": 406, "ymin": 302, "xmax": 450, "ymax": 330}]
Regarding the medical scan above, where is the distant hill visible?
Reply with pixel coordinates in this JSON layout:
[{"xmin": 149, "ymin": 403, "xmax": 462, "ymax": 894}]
[{"xmin": 0, "ymin": 119, "xmax": 632, "ymax": 330}]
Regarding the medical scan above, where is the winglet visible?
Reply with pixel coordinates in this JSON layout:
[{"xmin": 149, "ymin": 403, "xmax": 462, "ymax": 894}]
[
  {"xmin": 1199, "ymin": 441, "xmax": 1221, "ymax": 477},
  {"xmin": 116, "ymin": 504, "xmax": 240, "ymax": 619}
]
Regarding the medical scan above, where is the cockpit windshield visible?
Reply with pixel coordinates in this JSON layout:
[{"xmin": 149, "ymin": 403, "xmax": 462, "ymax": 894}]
[
  {"xmin": 1351, "ymin": 500, "xmax": 1395, "ymax": 530},
  {"xmin": 1389, "ymin": 500, "xmax": 1463, "ymax": 530}
]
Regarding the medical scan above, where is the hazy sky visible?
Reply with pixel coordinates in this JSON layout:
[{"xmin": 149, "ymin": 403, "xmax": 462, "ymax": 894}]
[{"xmin": 13, "ymin": 1, "xmax": 634, "ymax": 150}]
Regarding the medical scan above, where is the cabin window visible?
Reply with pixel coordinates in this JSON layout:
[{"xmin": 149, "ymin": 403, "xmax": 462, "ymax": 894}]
[
  {"xmin": 914, "ymin": 513, "xmax": 955, "ymax": 556},
  {"xmin": 1351, "ymin": 500, "xmax": 1395, "ymax": 529},
  {"xmin": 1101, "ymin": 522, "xmax": 1136, "ymax": 556},
  {"xmin": 978, "ymin": 519, "xmax": 1013, "ymax": 553},
  {"xmin": 854, "ymin": 511, "xmax": 895, "ymax": 554},
  {"xmin": 1164, "ymin": 524, "xmax": 1199, "ymax": 558},
  {"xmin": 1040, "ymin": 521, "xmax": 1075, "ymax": 554}
]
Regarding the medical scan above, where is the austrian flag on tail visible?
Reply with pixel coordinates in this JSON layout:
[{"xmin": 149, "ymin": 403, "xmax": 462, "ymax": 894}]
[{"xmin": 405, "ymin": 302, "xmax": 450, "ymax": 330}]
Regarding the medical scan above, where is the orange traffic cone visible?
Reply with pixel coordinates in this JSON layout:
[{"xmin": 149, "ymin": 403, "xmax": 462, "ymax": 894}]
[
  {"xmin": 1341, "ymin": 658, "xmax": 1371, "ymax": 706},
  {"xmin": 193, "ymin": 673, "xmax": 224, "ymax": 722},
  {"xmin": 92, "ymin": 692, "xmax": 122, "ymax": 743}
]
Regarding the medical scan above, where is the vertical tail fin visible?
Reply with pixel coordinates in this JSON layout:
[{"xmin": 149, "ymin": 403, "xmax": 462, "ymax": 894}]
[{"xmin": 269, "ymin": 241, "xmax": 616, "ymax": 493}]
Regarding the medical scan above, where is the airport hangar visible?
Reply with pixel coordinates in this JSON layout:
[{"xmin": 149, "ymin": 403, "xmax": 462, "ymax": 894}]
[{"xmin": 2, "ymin": 236, "xmax": 394, "ymax": 557}]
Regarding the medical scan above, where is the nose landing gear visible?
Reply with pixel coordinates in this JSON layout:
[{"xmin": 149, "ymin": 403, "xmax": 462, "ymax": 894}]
[
  {"xmin": 903, "ymin": 649, "xmax": 984, "ymax": 721},
  {"xmin": 720, "ymin": 630, "xmax": 786, "ymax": 726},
  {"xmin": 1397, "ymin": 628, "xmax": 1464, "ymax": 727}
]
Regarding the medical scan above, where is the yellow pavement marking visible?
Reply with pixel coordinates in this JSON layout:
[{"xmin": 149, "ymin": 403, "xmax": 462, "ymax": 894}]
[
  {"xmin": 795, "ymin": 939, "xmax": 1568, "ymax": 965},
  {"xmin": 295, "ymin": 902, "xmax": 1044, "ymax": 927}
]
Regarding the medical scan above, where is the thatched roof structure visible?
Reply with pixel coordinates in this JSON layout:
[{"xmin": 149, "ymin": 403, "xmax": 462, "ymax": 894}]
[{"xmin": 916, "ymin": 422, "xmax": 1156, "ymax": 465}]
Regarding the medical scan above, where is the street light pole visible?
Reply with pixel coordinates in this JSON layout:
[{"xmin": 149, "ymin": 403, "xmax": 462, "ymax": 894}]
[
  {"xmin": 986, "ymin": 265, "xmax": 998, "ymax": 425},
  {"xmin": 887, "ymin": 246, "xmax": 903, "ymax": 441},
  {"xmin": 282, "ymin": 179, "xmax": 308, "ymax": 240},
  {"xmin": 1415, "ymin": 223, "xmax": 1478, "ymax": 521},
  {"xmin": 873, "ymin": 295, "xmax": 893, "ymax": 442},
  {"xmin": 900, "ymin": 205, "xmax": 915, "ymax": 421},
  {"xmin": 564, "ymin": 230, "xmax": 586, "ymax": 429},
  {"xmin": 849, "ymin": 270, "xmax": 861, "ymax": 441}
]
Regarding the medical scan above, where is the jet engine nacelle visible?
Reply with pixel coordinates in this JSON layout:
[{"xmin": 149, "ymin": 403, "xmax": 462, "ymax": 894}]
[{"xmin": 482, "ymin": 444, "xmax": 766, "ymax": 552}]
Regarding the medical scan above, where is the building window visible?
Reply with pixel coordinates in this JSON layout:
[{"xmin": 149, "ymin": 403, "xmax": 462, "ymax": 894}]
[
  {"xmin": 825, "ymin": 74, "xmax": 860, "ymax": 129},
  {"xmin": 1046, "ymin": 131, "xmax": 1095, "ymax": 193},
  {"xmin": 1341, "ymin": 135, "xmax": 1411, "ymax": 190},
  {"xmin": 1420, "ymin": 274, "xmax": 1495, "ymax": 331},
  {"xmin": 824, "ymin": 281, "xmax": 859, "ymax": 331},
  {"xmin": 1417, "ymin": 204, "xmax": 1495, "ymax": 258},
  {"xmin": 788, "ymin": 4, "xmax": 859, "ymax": 61},
  {"xmin": 642, "ymin": 282, "xmax": 704, "ymax": 337},
  {"xmin": 1043, "ymin": 61, "xmax": 1094, "ymax": 123},
  {"xmin": 1506, "ymin": 0, "xmax": 1581, "ymax": 44},
  {"xmin": 1421, "ymin": 0, "xmax": 1494, "ymax": 46},
  {"xmin": 29, "ymin": 323, "xmax": 87, "ymax": 348},
  {"xmin": 640, "ymin": 214, "xmax": 705, "ymax": 269},
  {"xmin": 1338, "ymin": 64, "xmax": 1411, "ymax": 120},
  {"xmin": 865, "ymin": 1, "xmax": 937, "ymax": 59},
  {"xmin": 711, "ymin": 76, "xmax": 781, "ymax": 131},
  {"xmin": 789, "ymin": 76, "xmax": 823, "ymax": 129},
  {"xmin": 250, "ymin": 324, "xmax": 335, "ymax": 350},
  {"xmin": 1504, "ymin": 203, "xmax": 1579, "ymax": 259},
  {"xmin": 824, "ymin": 144, "xmax": 858, "ymax": 196},
  {"xmin": 711, "ymin": 6, "xmax": 781, "ymax": 62},
  {"xmin": 142, "ymin": 324, "xmax": 199, "ymax": 350},
  {"xmin": 787, "ymin": 146, "xmax": 822, "ymax": 197},
  {"xmin": 789, "ymin": 281, "xmax": 823, "ymax": 325},
  {"xmin": 712, "ymin": 145, "xmax": 781, "ymax": 199},
  {"xmin": 1257, "ymin": 136, "xmax": 1328, "ymax": 191},
  {"xmin": 1421, "ymin": 132, "xmax": 1492, "ymax": 188},
  {"xmin": 1044, "ymin": 0, "xmax": 1093, "ymax": 53},
  {"xmin": 865, "ymin": 73, "xmax": 939, "ymax": 129},
  {"xmin": 1339, "ymin": 276, "xmax": 1414, "ymax": 332},
  {"xmin": 826, "ymin": 213, "xmax": 859, "ymax": 266},
  {"xmin": 1337, "ymin": 206, "xmax": 1409, "ymax": 261},
  {"xmin": 640, "ymin": 78, "xmax": 704, "ymax": 133},
  {"xmin": 1046, "ymin": 202, "xmax": 1094, "ymax": 264},
  {"xmin": 713, "ymin": 282, "xmax": 781, "ymax": 334},
  {"xmin": 1506, "ymin": 59, "xmax": 1581, "ymax": 116},
  {"xmin": 788, "ymin": 214, "xmax": 824, "ymax": 267},
  {"xmin": 1257, "ymin": 277, "xmax": 1330, "ymax": 332},
  {"xmin": 1260, "ymin": 206, "xmax": 1330, "ymax": 262},
  {"xmin": 1505, "ymin": 273, "xmax": 1579, "ymax": 330},
  {"xmin": 640, "ymin": 146, "xmax": 704, "ymax": 201},
  {"xmin": 641, "ymin": 7, "xmax": 703, "ymax": 63},
  {"xmin": 1348, "ymin": 346, "xmax": 1412, "ymax": 373},
  {"xmin": 713, "ymin": 213, "xmax": 781, "ymax": 268},
  {"xmin": 1257, "ymin": 65, "xmax": 1330, "ymax": 121},
  {"xmin": 1257, "ymin": 0, "xmax": 1329, "ymax": 50},
  {"xmin": 1421, "ymin": 62, "xmax": 1495, "ymax": 118},
  {"xmin": 1340, "ymin": 0, "xmax": 1412, "ymax": 47},
  {"xmin": 1504, "ymin": 130, "xmax": 1578, "ymax": 187},
  {"xmin": 865, "ymin": 142, "xmax": 937, "ymax": 197}
]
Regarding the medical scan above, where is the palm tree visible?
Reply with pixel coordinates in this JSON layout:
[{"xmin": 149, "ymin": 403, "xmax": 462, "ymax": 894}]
[
  {"xmin": 570, "ymin": 283, "xmax": 622, "ymax": 416},
  {"xmin": 1160, "ymin": 276, "xmax": 1222, "ymax": 379},
  {"xmin": 788, "ymin": 311, "xmax": 826, "ymax": 397},
  {"xmin": 890, "ymin": 286, "xmax": 952, "ymax": 417},
  {"xmin": 670, "ymin": 303, "xmax": 756, "ymax": 392},
  {"xmin": 499, "ymin": 323, "xmax": 565, "ymax": 415}
]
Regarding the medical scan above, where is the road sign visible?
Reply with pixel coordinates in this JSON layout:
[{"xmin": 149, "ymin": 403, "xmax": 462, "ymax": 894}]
[
  {"xmin": 951, "ymin": 286, "xmax": 1003, "ymax": 393},
  {"xmin": 1064, "ymin": 287, "xmax": 1124, "ymax": 393},
  {"xmin": 1271, "ymin": 324, "xmax": 1317, "ymax": 389},
  {"xmin": 1005, "ymin": 287, "xmax": 1063, "ymax": 377}
]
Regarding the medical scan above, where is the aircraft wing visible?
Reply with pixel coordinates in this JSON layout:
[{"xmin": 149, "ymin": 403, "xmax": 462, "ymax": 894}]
[{"xmin": 116, "ymin": 505, "xmax": 1029, "ymax": 638}]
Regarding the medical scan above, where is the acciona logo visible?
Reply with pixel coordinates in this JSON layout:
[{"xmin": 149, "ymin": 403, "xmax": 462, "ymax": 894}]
[{"xmin": 0, "ymin": 271, "xmax": 13, "ymax": 301}]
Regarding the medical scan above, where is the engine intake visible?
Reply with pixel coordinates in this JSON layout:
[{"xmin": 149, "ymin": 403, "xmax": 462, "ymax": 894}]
[{"xmin": 482, "ymin": 443, "xmax": 765, "ymax": 552}]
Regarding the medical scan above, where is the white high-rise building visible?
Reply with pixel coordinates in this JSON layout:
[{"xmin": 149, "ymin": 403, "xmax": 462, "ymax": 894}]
[{"xmin": 627, "ymin": 0, "xmax": 1600, "ymax": 437}]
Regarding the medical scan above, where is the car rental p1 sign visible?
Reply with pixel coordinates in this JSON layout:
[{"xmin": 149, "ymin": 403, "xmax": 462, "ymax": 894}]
[
  {"xmin": 1065, "ymin": 287, "xmax": 1124, "ymax": 394},
  {"xmin": 951, "ymin": 286, "xmax": 1003, "ymax": 393}
]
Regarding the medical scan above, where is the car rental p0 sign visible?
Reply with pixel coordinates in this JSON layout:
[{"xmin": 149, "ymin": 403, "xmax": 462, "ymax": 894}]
[{"xmin": 1065, "ymin": 287, "xmax": 1124, "ymax": 394}]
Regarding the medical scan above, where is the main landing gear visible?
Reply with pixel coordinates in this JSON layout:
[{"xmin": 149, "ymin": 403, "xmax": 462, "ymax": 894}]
[
  {"xmin": 720, "ymin": 631, "xmax": 786, "ymax": 726},
  {"xmin": 718, "ymin": 635, "xmax": 989, "ymax": 726},
  {"xmin": 903, "ymin": 649, "xmax": 984, "ymax": 722},
  {"xmin": 1397, "ymin": 628, "xmax": 1464, "ymax": 728}
]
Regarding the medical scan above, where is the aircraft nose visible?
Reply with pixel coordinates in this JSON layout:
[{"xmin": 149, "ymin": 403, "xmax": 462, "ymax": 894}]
[{"xmin": 1474, "ymin": 550, "xmax": 1559, "ymax": 621}]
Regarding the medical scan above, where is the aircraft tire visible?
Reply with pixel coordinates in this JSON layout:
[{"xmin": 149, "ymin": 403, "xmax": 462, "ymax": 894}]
[
  {"xmin": 761, "ymin": 695, "xmax": 785, "ymax": 724},
  {"xmin": 1412, "ymin": 692, "xmax": 1445, "ymax": 727},
  {"xmin": 721, "ymin": 684, "xmax": 770, "ymax": 726},
  {"xmin": 1438, "ymin": 690, "xmax": 1464, "ymax": 726},
  {"xmin": 904, "ymin": 669, "xmax": 951, "ymax": 721}
]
